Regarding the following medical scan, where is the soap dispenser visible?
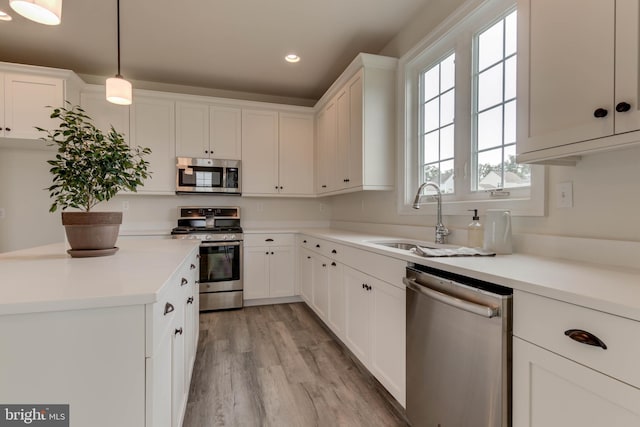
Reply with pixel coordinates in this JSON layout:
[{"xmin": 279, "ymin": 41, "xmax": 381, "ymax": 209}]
[{"xmin": 467, "ymin": 209, "xmax": 484, "ymax": 248}]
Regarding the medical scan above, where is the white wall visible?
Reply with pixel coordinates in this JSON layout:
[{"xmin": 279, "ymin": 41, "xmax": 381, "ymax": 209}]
[{"xmin": 328, "ymin": 0, "xmax": 640, "ymax": 243}]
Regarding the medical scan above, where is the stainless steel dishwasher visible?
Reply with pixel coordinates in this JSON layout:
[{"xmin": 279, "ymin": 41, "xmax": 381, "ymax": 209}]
[{"xmin": 403, "ymin": 264, "xmax": 513, "ymax": 427}]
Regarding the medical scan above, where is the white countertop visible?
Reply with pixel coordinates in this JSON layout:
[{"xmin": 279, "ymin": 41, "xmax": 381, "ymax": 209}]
[
  {"xmin": 0, "ymin": 239, "xmax": 200, "ymax": 315},
  {"xmin": 292, "ymin": 228, "xmax": 640, "ymax": 322}
]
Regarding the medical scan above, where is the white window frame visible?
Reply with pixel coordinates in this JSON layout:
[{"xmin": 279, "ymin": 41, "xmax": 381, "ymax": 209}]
[{"xmin": 397, "ymin": 0, "xmax": 546, "ymax": 217}]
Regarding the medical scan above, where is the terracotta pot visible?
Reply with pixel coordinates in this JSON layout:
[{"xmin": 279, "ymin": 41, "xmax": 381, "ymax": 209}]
[{"xmin": 62, "ymin": 212, "xmax": 123, "ymax": 252}]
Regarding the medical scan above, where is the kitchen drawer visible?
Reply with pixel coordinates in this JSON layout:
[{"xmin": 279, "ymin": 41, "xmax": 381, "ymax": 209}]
[
  {"xmin": 514, "ymin": 290, "xmax": 640, "ymax": 388},
  {"xmin": 244, "ymin": 233, "xmax": 295, "ymax": 247}
]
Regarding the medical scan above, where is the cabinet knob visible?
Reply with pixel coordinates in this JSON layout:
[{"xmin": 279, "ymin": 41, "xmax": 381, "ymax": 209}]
[
  {"xmin": 164, "ymin": 302, "xmax": 175, "ymax": 315},
  {"xmin": 181, "ymin": 277, "xmax": 188, "ymax": 286},
  {"xmin": 5, "ymin": 127, "xmax": 10, "ymax": 132},
  {"xmin": 564, "ymin": 329, "xmax": 607, "ymax": 350},
  {"xmin": 187, "ymin": 297, "xmax": 194, "ymax": 304},
  {"xmin": 321, "ymin": 185, "xmax": 327, "ymax": 188},
  {"xmin": 331, "ymin": 262, "xmax": 336, "ymax": 266},
  {"xmin": 204, "ymin": 150, "xmax": 209, "ymax": 154},
  {"xmin": 303, "ymin": 240, "xmax": 307, "ymax": 243},
  {"xmin": 279, "ymin": 186, "xmax": 283, "ymax": 190},
  {"xmin": 616, "ymin": 102, "xmax": 632, "ymax": 113},
  {"xmin": 270, "ymin": 252, "xmax": 274, "ymax": 255},
  {"xmin": 307, "ymin": 256, "xmax": 311, "ymax": 259},
  {"xmin": 593, "ymin": 108, "xmax": 608, "ymax": 118},
  {"xmin": 322, "ymin": 263, "xmax": 327, "ymax": 267},
  {"xmin": 175, "ymin": 327, "xmax": 183, "ymax": 336},
  {"xmin": 0, "ymin": 127, "xmax": 3, "ymax": 131},
  {"xmin": 266, "ymin": 251, "xmax": 269, "ymax": 255},
  {"xmin": 331, "ymin": 249, "xmax": 337, "ymax": 254},
  {"xmin": 316, "ymin": 244, "xmax": 320, "ymax": 248},
  {"xmin": 345, "ymin": 178, "xmax": 350, "ymax": 183},
  {"xmin": 190, "ymin": 263, "xmax": 196, "ymax": 270},
  {"xmin": 275, "ymin": 185, "xmax": 279, "ymax": 189}
]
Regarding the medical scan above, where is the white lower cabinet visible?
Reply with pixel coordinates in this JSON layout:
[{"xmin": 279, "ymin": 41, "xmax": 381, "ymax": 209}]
[
  {"xmin": 244, "ymin": 234, "xmax": 296, "ymax": 300},
  {"xmin": 297, "ymin": 236, "xmax": 406, "ymax": 407},
  {"xmin": 513, "ymin": 290, "xmax": 640, "ymax": 427}
]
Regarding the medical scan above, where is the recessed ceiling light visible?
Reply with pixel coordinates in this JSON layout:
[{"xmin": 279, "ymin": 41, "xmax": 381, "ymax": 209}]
[
  {"xmin": 0, "ymin": 9, "xmax": 12, "ymax": 21},
  {"xmin": 10, "ymin": 0, "xmax": 62, "ymax": 25},
  {"xmin": 285, "ymin": 54, "xmax": 300, "ymax": 63}
]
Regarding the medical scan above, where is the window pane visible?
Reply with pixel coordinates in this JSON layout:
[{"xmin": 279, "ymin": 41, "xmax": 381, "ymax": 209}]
[
  {"xmin": 441, "ymin": 53, "xmax": 456, "ymax": 91},
  {"xmin": 478, "ymin": 63, "xmax": 503, "ymax": 111},
  {"xmin": 440, "ymin": 159, "xmax": 455, "ymax": 193},
  {"xmin": 505, "ymin": 11, "xmax": 517, "ymax": 57},
  {"xmin": 424, "ymin": 131, "xmax": 439, "ymax": 164},
  {"xmin": 477, "ymin": 148, "xmax": 503, "ymax": 190},
  {"xmin": 424, "ymin": 164, "xmax": 439, "ymax": 184},
  {"xmin": 440, "ymin": 89, "xmax": 455, "ymax": 126},
  {"xmin": 440, "ymin": 125, "xmax": 454, "ymax": 160},
  {"xmin": 504, "ymin": 56, "xmax": 517, "ymax": 100},
  {"xmin": 478, "ymin": 20, "xmax": 504, "ymax": 70},
  {"xmin": 423, "ymin": 65, "xmax": 440, "ymax": 101},
  {"xmin": 424, "ymin": 98, "xmax": 439, "ymax": 132},
  {"xmin": 504, "ymin": 100, "xmax": 516, "ymax": 144},
  {"xmin": 503, "ymin": 145, "xmax": 531, "ymax": 188},
  {"xmin": 477, "ymin": 105, "xmax": 503, "ymax": 150}
]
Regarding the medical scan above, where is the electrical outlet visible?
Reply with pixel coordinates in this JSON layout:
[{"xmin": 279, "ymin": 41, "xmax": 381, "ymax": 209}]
[
  {"xmin": 122, "ymin": 201, "xmax": 130, "ymax": 211},
  {"xmin": 0, "ymin": 208, "xmax": 5, "ymax": 219},
  {"xmin": 557, "ymin": 182, "xmax": 573, "ymax": 208}
]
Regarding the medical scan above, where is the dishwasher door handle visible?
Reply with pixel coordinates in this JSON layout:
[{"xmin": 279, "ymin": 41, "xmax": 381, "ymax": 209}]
[{"xmin": 403, "ymin": 277, "xmax": 499, "ymax": 318}]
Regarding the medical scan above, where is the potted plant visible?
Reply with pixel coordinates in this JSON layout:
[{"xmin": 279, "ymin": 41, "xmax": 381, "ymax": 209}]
[{"xmin": 38, "ymin": 103, "xmax": 151, "ymax": 257}]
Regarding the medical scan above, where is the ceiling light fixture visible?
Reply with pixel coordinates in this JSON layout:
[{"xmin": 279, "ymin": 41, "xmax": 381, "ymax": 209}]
[
  {"xmin": 9, "ymin": 0, "xmax": 61, "ymax": 25},
  {"xmin": 106, "ymin": 0, "xmax": 132, "ymax": 105},
  {"xmin": 285, "ymin": 54, "xmax": 300, "ymax": 63}
]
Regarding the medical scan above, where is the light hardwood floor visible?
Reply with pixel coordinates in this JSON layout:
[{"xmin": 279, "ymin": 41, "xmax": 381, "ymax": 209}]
[{"xmin": 183, "ymin": 303, "xmax": 408, "ymax": 427}]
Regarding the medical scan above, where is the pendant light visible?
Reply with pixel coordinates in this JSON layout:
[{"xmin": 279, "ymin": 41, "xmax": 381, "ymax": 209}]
[
  {"xmin": 106, "ymin": 0, "xmax": 132, "ymax": 105},
  {"xmin": 9, "ymin": 0, "xmax": 62, "ymax": 25}
]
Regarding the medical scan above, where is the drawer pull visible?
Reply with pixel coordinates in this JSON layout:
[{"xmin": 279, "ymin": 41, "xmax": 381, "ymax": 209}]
[
  {"xmin": 331, "ymin": 249, "xmax": 337, "ymax": 254},
  {"xmin": 181, "ymin": 277, "xmax": 188, "ymax": 286},
  {"xmin": 316, "ymin": 244, "xmax": 320, "ymax": 248},
  {"xmin": 564, "ymin": 329, "xmax": 607, "ymax": 350},
  {"xmin": 331, "ymin": 262, "xmax": 336, "ymax": 266},
  {"xmin": 190, "ymin": 263, "xmax": 196, "ymax": 270},
  {"xmin": 175, "ymin": 327, "xmax": 183, "ymax": 336},
  {"xmin": 164, "ymin": 302, "xmax": 175, "ymax": 315},
  {"xmin": 187, "ymin": 297, "xmax": 194, "ymax": 304},
  {"xmin": 265, "ymin": 238, "xmax": 274, "ymax": 242}
]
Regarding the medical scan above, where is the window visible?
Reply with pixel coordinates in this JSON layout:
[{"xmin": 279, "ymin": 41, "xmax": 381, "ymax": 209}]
[{"xmin": 399, "ymin": 0, "xmax": 544, "ymax": 216}]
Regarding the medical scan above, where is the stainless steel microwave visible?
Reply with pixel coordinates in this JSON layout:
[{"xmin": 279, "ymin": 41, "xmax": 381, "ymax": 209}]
[{"xmin": 176, "ymin": 157, "xmax": 241, "ymax": 194}]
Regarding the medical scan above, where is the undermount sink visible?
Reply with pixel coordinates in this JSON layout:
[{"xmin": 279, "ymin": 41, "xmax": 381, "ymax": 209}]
[
  {"xmin": 367, "ymin": 239, "xmax": 440, "ymax": 251},
  {"xmin": 373, "ymin": 241, "xmax": 421, "ymax": 250}
]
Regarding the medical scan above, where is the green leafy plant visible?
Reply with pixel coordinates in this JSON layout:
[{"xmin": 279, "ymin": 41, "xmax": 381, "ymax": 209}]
[{"xmin": 38, "ymin": 103, "xmax": 151, "ymax": 212}]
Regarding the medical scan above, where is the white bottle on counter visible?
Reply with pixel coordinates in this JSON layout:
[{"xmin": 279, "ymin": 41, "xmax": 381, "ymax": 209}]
[{"xmin": 467, "ymin": 209, "xmax": 484, "ymax": 248}]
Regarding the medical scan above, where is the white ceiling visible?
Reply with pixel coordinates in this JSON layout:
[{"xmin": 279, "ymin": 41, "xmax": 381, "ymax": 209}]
[{"xmin": 0, "ymin": 0, "xmax": 430, "ymax": 104}]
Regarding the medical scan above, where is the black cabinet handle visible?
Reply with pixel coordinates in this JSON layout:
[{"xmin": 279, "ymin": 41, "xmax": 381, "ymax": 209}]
[
  {"xmin": 303, "ymin": 240, "xmax": 307, "ymax": 243},
  {"xmin": 265, "ymin": 238, "xmax": 274, "ymax": 242},
  {"xmin": 564, "ymin": 329, "xmax": 607, "ymax": 350},
  {"xmin": 164, "ymin": 302, "xmax": 175, "ymax": 315},
  {"xmin": 280, "ymin": 186, "xmax": 283, "ymax": 190},
  {"xmin": 593, "ymin": 108, "xmax": 608, "ymax": 118},
  {"xmin": 331, "ymin": 249, "xmax": 337, "ymax": 254},
  {"xmin": 181, "ymin": 277, "xmax": 188, "ymax": 286},
  {"xmin": 175, "ymin": 327, "xmax": 183, "ymax": 336},
  {"xmin": 362, "ymin": 283, "xmax": 365, "ymax": 289},
  {"xmin": 331, "ymin": 262, "xmax": 336, "ymax": 266},
  {"xmin": 322, "ymin": 263, "xmax": 327, "ymax": 267},
  {"xmin": 266, "ymin": 251, "xmax": 269, "ymax": 255},
  {"xmin": 345, "ymin": 178, "xmax": 350, "ymax": 183},
  {"xmin": 5, "ymin": 127, "xmax": 10, "ymax": 131},
  {"xmin": 190, "ymin": 263, "xmax": 196, "ymax": 270},
  {"xmin": 0, "ymin": 127, "xmax": 3, "ymax": 131},
  {"xmin": 316, "ymin": 244, "xmax": 320, "ymax": 248},
  {"xmin": 270, "ymin": 252, "xmax": 274, "ymax": 255},
  {"xmin": 307, "ymin": 256, "xmax": 311, "ymax": 259},
  {"xmin": 321, "ymin": 185, "xmax": 327, "ymax": 188},
  {"xmin": 616, "ymin": 102, "xmax": 631, "ymax": 113},
  {"xmin": 187, "ymin": 297, "xmax": 194, "ymax": 304}
]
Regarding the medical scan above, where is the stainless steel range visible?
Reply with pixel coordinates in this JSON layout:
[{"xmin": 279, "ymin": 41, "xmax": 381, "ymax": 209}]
[{"xmin": 171, "ymin": 206, "xmax": 243, "ymax": 311}]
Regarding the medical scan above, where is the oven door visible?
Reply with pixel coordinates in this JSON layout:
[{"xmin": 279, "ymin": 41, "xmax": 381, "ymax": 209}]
[{"xmin": 199, "ymin": 241, "xmax": 242, "ymax": 292}]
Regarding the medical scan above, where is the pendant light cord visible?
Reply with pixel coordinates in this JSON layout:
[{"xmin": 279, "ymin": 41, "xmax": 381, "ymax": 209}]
[{"xmin": 116, "ymin": 0, "xmax": 122, "ymax": 78}]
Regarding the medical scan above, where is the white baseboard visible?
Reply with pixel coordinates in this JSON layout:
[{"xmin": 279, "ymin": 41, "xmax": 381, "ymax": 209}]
[{"xmin": 243, "ymin": 295, "xmax": 303, "ymax": 307}]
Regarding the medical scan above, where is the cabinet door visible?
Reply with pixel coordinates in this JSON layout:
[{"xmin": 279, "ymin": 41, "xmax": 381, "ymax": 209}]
[
  {"xmin": 347, "ymin": 73, "xmax": 363, "ymax": 188},
  {"xmin": 146, "ymin": 327, "xmax": 172, "ymax": 427},
  {"xmin": 210, "ymin": 105, "xmax": 241, "ymax": 159},
  {"xmin": 3, "ymin": 74, "xmax": 64, "ymax": 139},
  {"xmin": 513, "ymin": 337, "xmax": 640, "ymax": 427},
  {"xmin": 241, "ymin": 109, "xmax": 279, "ymax": 194},
  {"xmin": 172, "ymin": 318, "xmax": 186, "ymax": 427},
  {"xmin": 299, "ymin": 248, "xmax": 314, "ymax": 304},
  {"xmin": 176, "ymin": 102, "xmax": 209, "ymax": 158},
  {"xmin": 130, "ymin": 96, "xmax": 175, "ymax": 194},
  {"xmin": 614, "ymin": 0, "xmax": 640, "ymax": 134},
  {"xmin": 343, "ymin": 266, "xmax": 371, "ymax": 363},
  {"xmin": 312, "ymin": 255, "xmax": 330, "ymax": 320},
  {"xmin": 327, "ymin": 261, "xmax": 345, "ymax": 339},
  {"xmin": 269, "ymin": 246, "xmax": 295, "ymax": 297},
  {"xmin": 243, "ymin": 246, "xmax": 270, "ymax": 299},
  {"xmin": 517, "ymin": 0, "xmax": 615, "ymax": 155},
  {"xmin": 336, "ymin": 88, "xmax": 350, "ymax": 190},
  {"xmin": 370, "ymin": 278, "xmax": 405, "ymax": 406},
  {"xmin": 80, "ymin": 89, "xmax": 130, "ymax": 142},
  {"xmin": 316, "ymin": 100, "xmax": 337, "ymax": 193},
  {"xmin": 278, "ymin": 113, "xmax": 314, "ymax": 195}
]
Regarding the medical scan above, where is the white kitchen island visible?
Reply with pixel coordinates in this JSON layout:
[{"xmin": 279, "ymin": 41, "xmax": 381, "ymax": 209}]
[{"xmin": 0, "ymin": 239, "xmax": 200, "ymax": 427}]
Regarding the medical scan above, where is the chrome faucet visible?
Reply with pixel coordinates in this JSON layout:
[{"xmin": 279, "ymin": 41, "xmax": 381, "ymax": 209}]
[{"xmin": 412, "ymin": 182, "xmax": 449, "ymax": 244}]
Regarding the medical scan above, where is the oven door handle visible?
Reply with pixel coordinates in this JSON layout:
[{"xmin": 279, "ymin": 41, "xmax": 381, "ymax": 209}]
[
  {"xmin": 200, "ymin": 241, "xmax": 242, "ymax": 247},
  {"xmin": 403, "ymin": 277, "xmax": 499, "ymax": 318}
]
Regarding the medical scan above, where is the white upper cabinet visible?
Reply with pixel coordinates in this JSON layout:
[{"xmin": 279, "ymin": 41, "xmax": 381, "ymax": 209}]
[
  {"xmin": 314, "ymin": 54, "xmax": 396, "ymax": 196},
  {"xmin": 175, "ymin": 101, "xmax": 241, "ymax": 160},
  {"xmin": 242, "ymin": 109, "xmax": 314, "ymax": 196},
  {"xmin": 1, "ymin": 73, "xmax": 65, "ymax": 140},
  {"xmin": 129, "ymin": 95, "xmax": 176, "ymax": 194},
  {"xmin": 517, "ymin": 0, "xmax": 640, "ymax": 163},
  {"xmin": 80, "ymin": 87, "xmax": 130, "ymax": 142}
]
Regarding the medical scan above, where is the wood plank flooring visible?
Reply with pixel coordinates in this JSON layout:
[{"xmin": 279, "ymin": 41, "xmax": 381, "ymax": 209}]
[{"xmin": 183, "ymin": 303, "xmax": 408, "ymax": 427}]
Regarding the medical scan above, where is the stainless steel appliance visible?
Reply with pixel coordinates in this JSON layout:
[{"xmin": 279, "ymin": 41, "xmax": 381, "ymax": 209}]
[
  {"xmin": 176, "ymin": 157, "xmax": 241, "ymax": 195},
  {"xmin": 171, "ymin": 206, "xmax": 243, "ymax": 311},
  {"xmin": 403, "ymin": 264, "xmax": 512, "ymax": 427}
]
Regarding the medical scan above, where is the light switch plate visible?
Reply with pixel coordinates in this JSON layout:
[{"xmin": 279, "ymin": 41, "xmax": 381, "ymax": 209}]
[{"xmin": 557, "ymin": 182, "xmax": 573, "ymax": 208}]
